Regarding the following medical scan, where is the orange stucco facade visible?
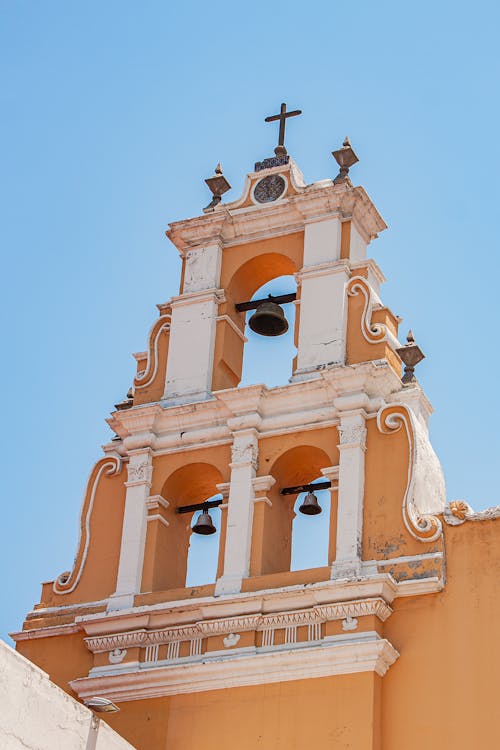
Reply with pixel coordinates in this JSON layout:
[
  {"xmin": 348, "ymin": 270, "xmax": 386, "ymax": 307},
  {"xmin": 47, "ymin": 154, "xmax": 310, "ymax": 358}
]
[{"xmin": 14, "ymin": 148, "xmax": 500, "ymax": 748}]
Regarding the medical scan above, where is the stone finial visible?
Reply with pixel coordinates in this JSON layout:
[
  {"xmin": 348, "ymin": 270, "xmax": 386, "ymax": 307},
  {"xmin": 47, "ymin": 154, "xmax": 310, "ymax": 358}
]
[
  {"xmin": 396, "ymin": 331, "xmax": 425, "ymax": 384},
  {"xmin": 332, "ymin": 136, "xmax": 359, "ymax": 183},
  {"xmin": 204, "ymin": 164, "xmax": 231, "ymax": 212}
]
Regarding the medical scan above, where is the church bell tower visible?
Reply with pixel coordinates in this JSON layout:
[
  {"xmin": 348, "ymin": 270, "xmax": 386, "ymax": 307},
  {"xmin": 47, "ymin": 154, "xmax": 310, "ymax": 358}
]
[{"xmin": 14, "ymin": 106, "xmax": 454, "ymax": 750}]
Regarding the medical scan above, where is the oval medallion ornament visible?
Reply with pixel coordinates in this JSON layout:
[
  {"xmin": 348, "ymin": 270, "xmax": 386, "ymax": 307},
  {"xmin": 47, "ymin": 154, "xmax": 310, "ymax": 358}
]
[{"xmin": 253, "ymin": 175, "xmax": 286, "ymax": 203}]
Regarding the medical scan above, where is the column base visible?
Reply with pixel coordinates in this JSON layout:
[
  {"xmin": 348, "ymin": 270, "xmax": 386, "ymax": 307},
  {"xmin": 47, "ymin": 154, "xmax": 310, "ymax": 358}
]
[
  {"xmin": 107, "ymin": 593, "xmax": 135, "ymax": 611},
  {"xmin": 161, "ymin": 390, "xmax": 213, "ymax": 408},
  {"xmin": 331, "ymin": 559, "xmax": 363, "ymax": 580},
  {"xmin": 215, "ymin": 574, "xmax": 243, "ymax": 596}
]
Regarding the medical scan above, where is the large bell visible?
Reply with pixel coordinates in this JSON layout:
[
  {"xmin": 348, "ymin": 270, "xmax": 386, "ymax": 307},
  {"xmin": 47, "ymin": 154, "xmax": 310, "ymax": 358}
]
[
  {"xmin": 249, "ymin": 300, "xmax": 289, "ymax": 337},
  {"xmin": 298, "ymin": 491, "xmax": 322, "ymax": 516},
  {"xmin": 192, "ymin": 508, "xmax": 217, "ymax": 535}
]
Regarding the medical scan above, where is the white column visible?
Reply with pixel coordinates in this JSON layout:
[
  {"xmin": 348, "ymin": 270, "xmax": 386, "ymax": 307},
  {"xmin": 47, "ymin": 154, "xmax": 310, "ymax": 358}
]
[
  {"xmin": 215, "ymin": 429, "xmax": 258, "ymax": 596},
  {"xmin": 293, "ymin": 262, "xmax": 350, "ymax": 377},
  {"xmin": 163, "ymin": 288, "xmax": 223, "ymax": 404},
  {"xmin": 293, "ymin": 217, "xmax": 351, "ymax": 377},
  {"xmin": 108, "ymin": 448, "xmax": 152, "ymax": 610},
  {"xmin": 331, "ymin": 410, "xmax": 367, "ymax": 579}
]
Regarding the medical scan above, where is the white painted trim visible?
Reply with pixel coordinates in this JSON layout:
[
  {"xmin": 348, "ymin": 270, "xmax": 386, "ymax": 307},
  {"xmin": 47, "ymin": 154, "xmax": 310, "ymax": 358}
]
[
  {"xmin": 79, "ymin": 573, "xmax": 441, "ymax": 633},
  {"xmin": 70, "ymin": 634, "xmax": 398, "ymax": 701},
  {"xmin": 134, "ymin": 314, "xmax": 171, "ymax": 389},
  {"xmin": 216, "ymin": 314, "xmax": 247, "ymax": 342},
  {"xmin": 10, "ymin": 623, "xmax": 81, "ymax": 641},
  {"xmin": 367, "ymin": 552, "xmax": 444, "ymax": 567},
  {"xmin": 146, "ymin": 514, "xmax": 169, "ymax": 529},
  {"xmin": 83, "ymin": 597, "xmax": 391, "ymax": 655},
  {"xmin": 146, "ymin": 495, "xmax": 169, "ymax": 511}
]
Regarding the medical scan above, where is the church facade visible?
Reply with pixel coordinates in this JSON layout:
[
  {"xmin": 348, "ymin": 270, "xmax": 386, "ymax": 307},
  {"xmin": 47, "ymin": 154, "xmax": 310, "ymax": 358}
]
[{"xmin": 13, "ymin": 110, "xmax": 500, "ymax": 749}]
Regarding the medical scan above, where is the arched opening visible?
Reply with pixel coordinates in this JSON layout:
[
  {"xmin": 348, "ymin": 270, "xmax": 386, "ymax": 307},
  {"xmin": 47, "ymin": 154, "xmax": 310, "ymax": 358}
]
[
  {"xmin": 291, "ymin": 478, "xmax": 331, "ymax": 571},
  {"xmin": 185, "ymin": 494, "xmax": 223, "ymax": 588},
  {"xmin": 145, "ymin": 462, "xmax": 224, "ymax": 592},
  {"xmin": 212, "ymin": 248, "xmax": 300, "ymax": 392},
  {"xmin": 251, "ymin": 444, "xmax": 334, "ymax": 576},
  {"xmin": 240, "ymin": 275, "xmax": 297, "ymax": 388}
]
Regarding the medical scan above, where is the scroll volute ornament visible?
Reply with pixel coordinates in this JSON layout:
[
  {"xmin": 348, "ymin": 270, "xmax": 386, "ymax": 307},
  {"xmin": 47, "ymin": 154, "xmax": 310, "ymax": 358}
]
[
  {"xmin": 347, "ymin": 276, "xmax": 386, "ymax": 344},
  {"xmin": 376, "ymin": 405, "xmax": 444, "ymax": 542},
  {"xmin": 53, "ymin": 456, "xmax": 122, "ymax": 594},
  {"xmin": 134, "ymin": 312, "xmax": 172, "ymax": 390}
]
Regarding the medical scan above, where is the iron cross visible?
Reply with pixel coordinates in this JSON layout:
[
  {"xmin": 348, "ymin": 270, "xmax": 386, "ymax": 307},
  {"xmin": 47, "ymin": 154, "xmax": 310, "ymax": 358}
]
[{"xmin": 265, "ymin": 102, "xmax": 302, "ymax": 149}]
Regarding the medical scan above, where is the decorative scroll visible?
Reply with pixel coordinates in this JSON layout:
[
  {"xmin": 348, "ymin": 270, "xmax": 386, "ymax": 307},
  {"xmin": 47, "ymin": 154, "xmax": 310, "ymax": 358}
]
[
  {"xmin": 347, "ymin": 276, "xmax": 386, "ymax": 343},
  {"xmin": 53, "ymin": 456, "xmax": 122, "ymax": 594},
  {"xmin": 376, "ymin": 405, "xmax": 444, "ymax": 542},
  {"xmin": 443, "ymin": 500, "xmax": 500, "ymax": 526},
  {"xmin": 133, "ymin": 314, "xmax": 171, "ymax": 389}
]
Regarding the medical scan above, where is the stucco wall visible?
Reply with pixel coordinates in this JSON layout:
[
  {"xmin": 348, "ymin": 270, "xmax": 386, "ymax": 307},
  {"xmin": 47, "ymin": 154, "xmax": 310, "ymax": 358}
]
[{"xmin": 0, "ymin": 640, "xmax": 136, "ymax": 750}]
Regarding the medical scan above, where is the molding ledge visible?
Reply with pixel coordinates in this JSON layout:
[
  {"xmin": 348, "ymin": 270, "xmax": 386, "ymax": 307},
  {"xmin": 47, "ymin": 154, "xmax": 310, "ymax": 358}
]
[{"xmin": 70, "ymin": 633, "xmax": 399, "ymax": 701}]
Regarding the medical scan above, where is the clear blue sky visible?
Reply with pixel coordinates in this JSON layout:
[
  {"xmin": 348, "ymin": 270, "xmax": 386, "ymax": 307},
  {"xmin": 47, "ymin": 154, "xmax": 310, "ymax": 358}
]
[{"xmin": 1, "ymin": 1, "xmax": 499, "ymax": 642}]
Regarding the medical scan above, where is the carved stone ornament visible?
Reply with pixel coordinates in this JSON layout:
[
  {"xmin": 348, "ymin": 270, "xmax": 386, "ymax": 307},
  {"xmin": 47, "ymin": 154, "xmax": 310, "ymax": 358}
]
[
  {"xmin": 231, "ymin": 440, "xmax": 258, "ymax": 468},
  {"xmin": 254, "ymin": 155, "xmax": 290, "ymax": 172},
  {"xmin": 338, "ymin": 423, "xmax": 367, "ymax": 449},
  {"xmin": 127, "ymin": 461, "xmax": 152, "ymax": 485},
  {"xmin": 253, "ymin": 174, "xmax": 286, "ymax": 204},
  {"xmin": 108, "ymin": 648, "xmax": 127, "ymax": 664},
  {"xmin": 223, "ymin": 633, "xmax": 241, "ymax": 648},
  {"xmin": 342, "ymin": 616, "xmax": 358, "ymax": 632},
  {"xmin": 443, "ymin": 500, "xmax": 500, "ymax": 526}
]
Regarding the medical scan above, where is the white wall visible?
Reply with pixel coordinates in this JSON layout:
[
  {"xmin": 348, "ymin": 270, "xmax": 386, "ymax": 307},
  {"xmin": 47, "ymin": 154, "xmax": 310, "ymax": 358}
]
[{"xmin": 0, "ymin": 640, "xmax": 136, "ymax": 750}]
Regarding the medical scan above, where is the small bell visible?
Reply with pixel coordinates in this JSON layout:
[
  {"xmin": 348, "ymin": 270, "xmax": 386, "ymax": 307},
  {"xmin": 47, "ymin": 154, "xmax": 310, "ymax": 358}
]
[
  {"xmin": 248, "ymin": 299, "xmax": 289, "ymax": 337},
  {"xmin": 298, "ymin": 491, "xmax": 322, "ymax": 516},
  {"xmin": 192, "ymin": 508, "xmax": 216, "ymax": 535}
]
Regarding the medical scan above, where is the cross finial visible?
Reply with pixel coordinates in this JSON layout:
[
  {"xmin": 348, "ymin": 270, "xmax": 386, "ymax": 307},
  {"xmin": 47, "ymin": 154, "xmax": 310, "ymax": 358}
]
[{"xmin": 265, "ymin": 102, "xmax": 302, "ymax": 157}]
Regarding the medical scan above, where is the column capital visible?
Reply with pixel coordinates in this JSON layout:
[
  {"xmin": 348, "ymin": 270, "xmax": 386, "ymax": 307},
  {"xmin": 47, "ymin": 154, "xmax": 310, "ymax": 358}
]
[
  {"xmin": 169, "ymin": 287, "xmax": 225, "ymax": 309},
  {"xmin": 125, "ymin": 449, "xmax": 153, "ymax": 488},
  {"xmin": 295, "ymin": 259, "xmax": 351, "ymax": 284},
  {"xmin": 230, "ymin": 429, "xmax": 259, "ymax": 471}
]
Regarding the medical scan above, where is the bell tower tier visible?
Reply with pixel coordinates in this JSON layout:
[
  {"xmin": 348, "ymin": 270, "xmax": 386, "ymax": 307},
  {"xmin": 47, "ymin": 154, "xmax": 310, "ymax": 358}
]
[
  {"xmin": 162, "ymin": 157, "xmax": 392, "ymax": 404},
  {"xmin": 14, "ymin": 115, "xmax": 499, "ymax": 750}
]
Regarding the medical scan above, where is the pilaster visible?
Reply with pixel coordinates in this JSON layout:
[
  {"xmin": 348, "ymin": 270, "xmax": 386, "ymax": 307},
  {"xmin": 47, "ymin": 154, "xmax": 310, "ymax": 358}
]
[
  {"xmin": 320, "ymin": 466, "xmax": 340, "ymax": 566},
  {"xmin": 331, "ymin": 407, "xmax": 367, "ymax": 579},
  {"xmin": 293, "ymin": 261, "xmax": 351, "ymax": 378},
  {"xmin": 108, "ymin": 448, "xmax": 153, "ymax": 610},
  {"xmin": 163, "ymin": 288, "xmax": 224, "ymax": 404},
  {"xmin": 215, "ymin": 429, "xmax": 259, "ymax": 596}
]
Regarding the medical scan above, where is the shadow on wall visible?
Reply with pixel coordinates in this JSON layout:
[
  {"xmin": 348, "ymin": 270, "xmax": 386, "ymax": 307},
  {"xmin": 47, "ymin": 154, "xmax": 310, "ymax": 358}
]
[{"xmin": 240, "ymin": 276, "xmax": 296, "ymax": 389}]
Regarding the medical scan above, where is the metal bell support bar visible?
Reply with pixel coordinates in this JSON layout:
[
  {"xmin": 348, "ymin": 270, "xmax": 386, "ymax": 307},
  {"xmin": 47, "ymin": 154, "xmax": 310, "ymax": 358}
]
[
  {"xmin": 235, "ymin": 292, "xmax": 297, "ymax": 312},
  {"xmin": 176, "ymin": 499, "xmax": 223, "ymax": 514},
  {"xmin": 280, "ymin": 481, "xmax": 331, "ymax": 495},
  {"xmin": 280, "ymin": 480, "xmax": 332, "ymax": 516},
  {"xmin": 177, "ymin": 498, "xmax": 223, "ymax": 536}
]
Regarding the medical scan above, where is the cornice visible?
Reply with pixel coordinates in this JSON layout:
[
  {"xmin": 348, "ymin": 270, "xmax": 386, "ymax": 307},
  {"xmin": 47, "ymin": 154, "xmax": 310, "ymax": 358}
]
[
  {"xmin": 166, "ymin": 179, "xmax": 386, "ymax": 255},
  {"xmin": 82, "ymin": 598, "xmax": 392, "ymax": 655},
  {"xmin": 106, "ymin": 361, "xmax": 403, "ymax": 449},
  {"xmin": 10, "ymin": 623, "xmax": 82, "ymax": 642},
  {"xmin": 70, "ymin": 635, "xmax": 399, "ymax": 700},
  {"xmin": 76, "ymin": 574, "xmax": 414, "ymax": 636}
]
